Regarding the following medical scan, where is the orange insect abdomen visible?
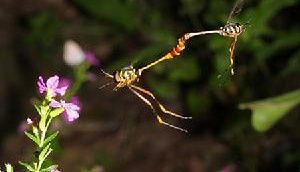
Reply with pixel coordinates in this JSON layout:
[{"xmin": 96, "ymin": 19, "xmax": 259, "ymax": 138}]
[{"xmin": 170, "ymin": 37, "xmax": 186, "ymax": 57}]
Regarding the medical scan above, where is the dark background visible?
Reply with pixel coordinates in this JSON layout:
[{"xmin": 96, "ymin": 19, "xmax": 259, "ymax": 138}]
[{"xmin": 0, "ymin": 0, "xmax": 299, "ymax": 171}]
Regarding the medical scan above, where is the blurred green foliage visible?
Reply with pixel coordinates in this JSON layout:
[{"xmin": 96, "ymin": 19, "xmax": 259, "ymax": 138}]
[
  {"xmin": 19, "ymin": 0, "xmax": 299, "ymax": 138},
  {"xmin": 23, "ymin": 12, "xmax": 63, "ymax": 57},
  {"xmin": 74, "ymin": 0, "xmax": 141, "ymax": 31},
  {"xmin": 239, "ymin": 89, "xmax": 300, "ymax": 132},
  {"xmin": 1, "ymin": 0, "xmax": 300, "ymax": 171}
]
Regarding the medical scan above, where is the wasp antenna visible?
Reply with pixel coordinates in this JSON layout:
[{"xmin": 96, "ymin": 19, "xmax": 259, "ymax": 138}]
[{"xmin": 100, "ymin": 68, "xmax": 113, "ymax": 78}]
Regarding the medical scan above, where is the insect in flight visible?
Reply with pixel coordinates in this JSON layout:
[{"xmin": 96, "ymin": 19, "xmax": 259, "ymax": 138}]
[
  {"xmin": 186, "ymin": 0, "xmax": 247, "ymax": 75},
  {"xmin": 99, "ymin": 33, "xmax": 202, "ymax": 132}
]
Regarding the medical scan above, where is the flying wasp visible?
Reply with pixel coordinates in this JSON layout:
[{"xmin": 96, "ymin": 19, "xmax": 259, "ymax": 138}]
[
  {"xmin": 186, "ymin": 0, "xmax": 247, "ymax": 75},
  {"xmin": 99, "ymin": 32, "xmax": 204, "ymax": 132}
]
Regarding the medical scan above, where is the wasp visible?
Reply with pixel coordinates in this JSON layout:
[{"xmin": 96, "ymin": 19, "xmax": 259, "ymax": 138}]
[
  {"xmin": 100, "ymin": 33, "xmax": 201, "ymax": 132},
  {"xmin": 186, "ymin": 0, "xmax": 247, "ymax": 75}
]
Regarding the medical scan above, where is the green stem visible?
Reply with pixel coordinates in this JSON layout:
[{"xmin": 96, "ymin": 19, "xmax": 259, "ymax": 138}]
[
  {"xmin": 37, "ymin": 115, "xmax": 53, "ymax": 172},
  {"xmin": 65, "ymin": 62, "xmax": 90, "ymax": 100}
]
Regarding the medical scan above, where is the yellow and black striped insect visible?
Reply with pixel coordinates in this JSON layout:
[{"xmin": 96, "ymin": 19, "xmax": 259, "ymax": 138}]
[
  {"xmin": 100, "ymin": 33, "xmax": 198, "ymax": 132},
  {"xmin": 186, "ymin": 0, "xmax": 247, "ymax": 75}
]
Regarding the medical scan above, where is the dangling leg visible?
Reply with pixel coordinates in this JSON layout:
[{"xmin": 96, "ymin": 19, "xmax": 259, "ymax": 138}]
[
  {"xmin": 128, "ymin": 86, "xmax": 188, "ymax": 133},
  {"xmin": 229, "ymin": 36, "xmax": 238, "ymax": 75},
  {"xmin": 130, "ymin": 85, "xmax": 192, "ymax": 119}
]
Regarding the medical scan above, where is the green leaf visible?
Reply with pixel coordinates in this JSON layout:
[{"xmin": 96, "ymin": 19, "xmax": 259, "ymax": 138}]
[
  {"xmin": 40, "ymin": 105, "xmax": 49, "ymax": 116},
  {"xmin": 239, "ymin": 89, "xmax": 300, "ymax": 132},
  {"xmin": 39, "ymin": 116, "xmax": 47, "ymax": 132},
  {"xmin": 39, "ymin": 144, "xmax": 52, "ymax": 162},
  {"xmin": 43, "ymin": 131, "xmax": 59, "ymax": 146},
  {"xmin": 34, "ymin": 104, "xmax": 41, "ymax": 115},
  {"xmin": 19, "ymin": 161, "xmax": 34, "ymax": 172},
  {"xmin": 4, "ymin": 163, "xmax": 13, "ymax": 172},
  {"xmin": 49, "ymin": 108, "xmax": 64, "ymax": 118},
  {"xmin": 40, "ymin": 165, "xmax": 58, "ymax": 172},
  {"xmin": 24, "ymin": 131, "xmax": 40, "ymax": 145}
]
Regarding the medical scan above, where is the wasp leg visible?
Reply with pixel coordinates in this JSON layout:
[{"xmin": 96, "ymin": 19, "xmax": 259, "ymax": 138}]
[
  {"xmin": 128, "ymin": 86, "xmax": 188, "ymax": 133},
  {"xmin": 229, "ymin": 36, "xmax": 238, "ymax": 75},
  {"xmin": 98, "ymin": 81, "xmax": 114, "ymax": 90},
  {"xmin": 131, "ymin": 84, "xmax": 192, "ymax": 119}
]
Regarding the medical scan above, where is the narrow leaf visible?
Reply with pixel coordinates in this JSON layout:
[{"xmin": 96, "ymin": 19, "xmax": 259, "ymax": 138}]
[
  {"xmin": 39, "ymin": 144, "xmax": 51, "ymax": 161},
  {"xmin": 34, "ymin": 104, "xmax": 41, "ymax": 115},
  {"xmin": 49, "ymin": 108, "xmax": 64, "ymax": 118},
  {"xmin": 43, "ymin": 131, "xmax": 59, "ymax": 146},
  {"xmin": 4, "ymin": 163, "xmax": 13, "ymax": 172},
  {"xmin": 24, "ymin": 131, "xmax": 40, "ymax": 145},
  {"xmin": 40, "ymin": 165, "xmax": 58, "ymax": 172},
  {"xmin": 40, "ymin": 148, "xmax": 53, "ymax": 167},
  {"xmin": 39, "ymin": 115, "xmax": 47, "ymax": 132},
  {"xmin": 239, "ymin": 89, "xmax": 300, "ymax": 132},
  {"xmin": 19, "ymin": 161, "xmax": 34, "ymax": 172}
]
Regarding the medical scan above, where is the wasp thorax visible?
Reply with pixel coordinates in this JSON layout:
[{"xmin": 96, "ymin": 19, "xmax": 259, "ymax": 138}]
[
  {"xmin": 113, "ymin": 65, "xmax": 139, "ymax": 86},
  {"xmin": 220, "ymin": 23, "xmax": 243, "ymax": 37}
]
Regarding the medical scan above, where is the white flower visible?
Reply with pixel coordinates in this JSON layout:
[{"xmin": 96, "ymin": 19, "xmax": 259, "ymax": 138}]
[{"xmin": 63, "ymin": 40, "xmax": 85, "ymax": 66}]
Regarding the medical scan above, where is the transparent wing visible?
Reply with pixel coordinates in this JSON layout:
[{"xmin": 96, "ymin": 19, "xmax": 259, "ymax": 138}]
[{"xmin": 226, "ymin": 0, "xmax": 245, "ymax": 23}]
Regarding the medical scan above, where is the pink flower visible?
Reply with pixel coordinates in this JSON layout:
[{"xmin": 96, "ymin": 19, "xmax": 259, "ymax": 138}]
[
  {"xmin": 37, "ymin": 76, "xmax": 68, "ymax": 98},
  {"xmin": 59, "ymin": 77, "xmax": 72, "ymax": 88},
  {"xmin": 84, "ymin": 51, "xmax": 99, "ymax": 66},
  {"xmin": 62, "ymin": 97, "xmax": 81, "ymax": 123},
  {"xmin": 51, "ymin": 169, "xmax": 60, "ymax": 172},
  {"xmin": 50, "ymin": 99, "xmax": 80, "ymax": 122}
]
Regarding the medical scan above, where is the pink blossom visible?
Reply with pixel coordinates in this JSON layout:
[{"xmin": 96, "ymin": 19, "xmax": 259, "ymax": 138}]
[
  {"xmin": 84, "ymin": 51, "xmax": 99, "ymax": 66},
  {"xmin": 59, "ymin": 77, "xmax": 72, "ymax": 88},
  {"xmin": 37, "ymin": 76, "xmax": 68, "ymax": 98},
  {"xmin": 50, "ymin": 99, "xmax": 80, "ymax": 122},
  {"xmin": 51, "ymin": 169, "xmax": 60, "ymax": 172},
  {"xmin": 62, "ymin": 97, "xmax": 81, "ymax": 123}
]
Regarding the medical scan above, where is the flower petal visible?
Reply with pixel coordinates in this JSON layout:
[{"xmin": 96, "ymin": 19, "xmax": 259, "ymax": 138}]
[
  {"xmin": 50, "ymin": 99, "xmax": 62, "ymax": 108},
  {"xmin": 65, "ymin": 108, "xmax": 79, "ymax": 122},
  {"xmin": 37, "ymin": 76, "xmax": 47, "ymax": 94},
  {"xmin": 46, "ymin": 75, "xmax": 59, "ymax": 90},
  {"xmin": 67, "ymin": 102, "xmax": 80, "ymax": 111},
  {"xmin": 84, "ymin": 51, "xmax": 99, "ymax": 66},
  {"xmin": 56, "ymin": 86, "xmax": 68, "ymax": 96}
]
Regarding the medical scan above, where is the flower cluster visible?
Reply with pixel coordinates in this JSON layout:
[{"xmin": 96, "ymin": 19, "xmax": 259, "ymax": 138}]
[
  {"xmin": 37, "ymin": 75, "xmax": 81, "ymax": 122},
  {"xmin": 63, "ymin": 40, "xmax": 99, "ymax": 67}
]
